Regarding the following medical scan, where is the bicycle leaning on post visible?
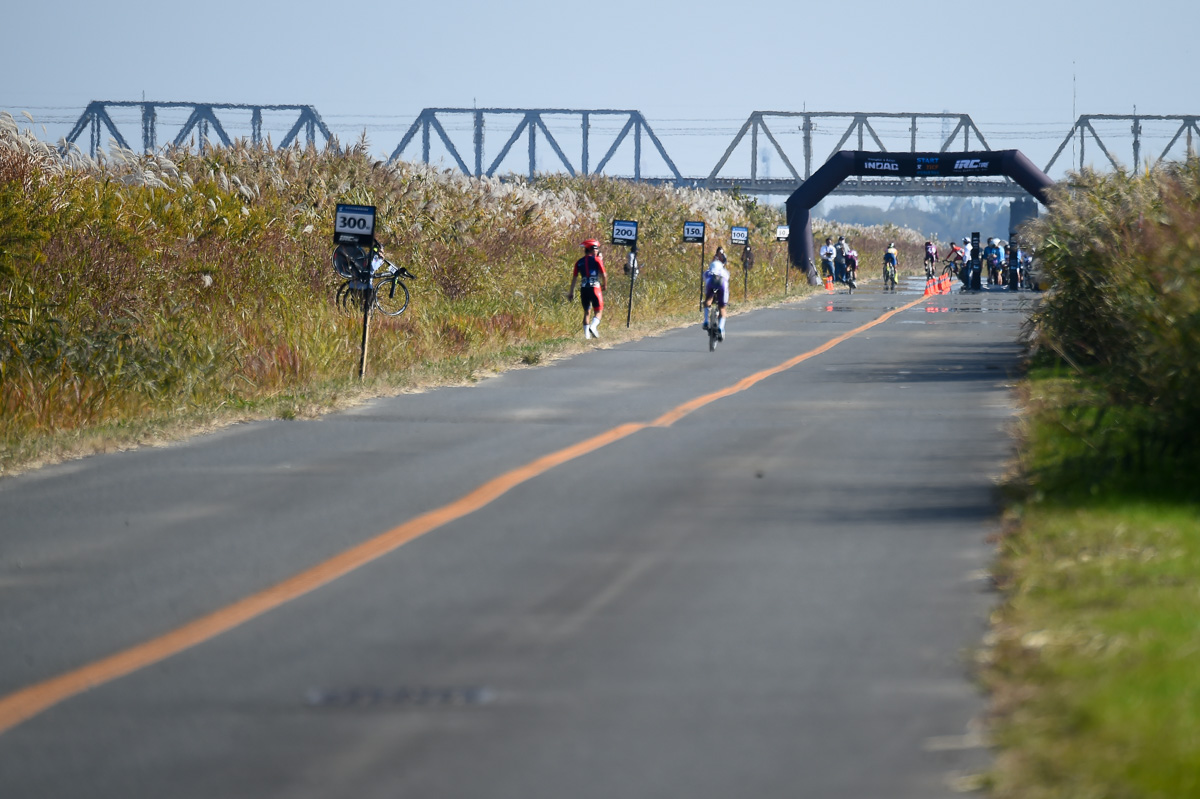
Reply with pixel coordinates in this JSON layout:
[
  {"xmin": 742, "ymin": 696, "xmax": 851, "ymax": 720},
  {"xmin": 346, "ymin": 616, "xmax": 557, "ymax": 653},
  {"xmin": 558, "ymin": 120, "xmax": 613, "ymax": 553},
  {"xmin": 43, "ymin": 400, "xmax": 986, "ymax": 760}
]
[{"xmin": 333, "ymin": 242, "xmax": 416, "ymax": 317}]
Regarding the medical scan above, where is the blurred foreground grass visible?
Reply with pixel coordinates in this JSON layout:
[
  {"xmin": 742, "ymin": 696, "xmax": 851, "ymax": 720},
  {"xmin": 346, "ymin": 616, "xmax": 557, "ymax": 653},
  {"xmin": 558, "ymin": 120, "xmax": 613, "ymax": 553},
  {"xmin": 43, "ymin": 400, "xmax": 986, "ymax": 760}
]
[
  {"xmin": 985, "ymin": 159, "xmax": 1200, "ymax": 798},
  {"xmin": 986, "ymin": 368, "xmax": 1200, "ymax": 798}
]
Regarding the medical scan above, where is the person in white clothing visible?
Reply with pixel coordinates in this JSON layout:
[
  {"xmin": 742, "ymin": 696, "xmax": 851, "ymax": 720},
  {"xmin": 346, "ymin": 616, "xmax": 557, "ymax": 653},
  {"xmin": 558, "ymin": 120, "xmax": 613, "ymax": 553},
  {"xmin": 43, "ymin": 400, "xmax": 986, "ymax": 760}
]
[
  {"xmin": 819, "ymin": 237, "xmax": 836, "ymax": 279},
  {"xmin": 702, "ymin": 247, "xmax": 731, "ymax": 340}
]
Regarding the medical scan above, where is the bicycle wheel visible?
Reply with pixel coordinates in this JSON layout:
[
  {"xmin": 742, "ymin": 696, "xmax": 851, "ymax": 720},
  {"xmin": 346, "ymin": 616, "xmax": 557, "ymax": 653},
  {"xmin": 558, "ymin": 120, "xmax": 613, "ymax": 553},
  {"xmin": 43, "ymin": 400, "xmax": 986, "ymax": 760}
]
[
  {"xmin": 333, "ymin": 245, "xmax": 368, "ymax": 279},
  {"xmin": 374, "ymin": 276, "xmax": 410, "ymax": 316},
  {"xmin": 336, "ymin": 280, "xmax": 372, "ymax": 316},
  {"xmin": 335, "ymin": 280, "xmax": 355, "ymax": 314},
  {"xmin": 709, "ymin": 323, "xmax": 718, "ymax": 351}
]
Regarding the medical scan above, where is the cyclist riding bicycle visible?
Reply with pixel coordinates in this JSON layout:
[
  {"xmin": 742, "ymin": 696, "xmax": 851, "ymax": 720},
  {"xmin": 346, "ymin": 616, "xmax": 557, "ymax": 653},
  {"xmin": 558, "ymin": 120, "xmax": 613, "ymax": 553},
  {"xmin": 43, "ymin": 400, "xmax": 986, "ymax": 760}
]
[
  {"xmin": 702, "ymin": 247, "xmax": 730, "ymax": 341},
  {"xmin": 845, "ymin": 248, "xmax": 859, "ymax": 285},
  {"xmin": 882, "ymin": 242, "xmax": 898, "ymax": 290},
  {"xmin": 833, "ymin": 236, "xmax": 849, "ymax": 284},
  {"xmin": 923, "ymin": 241, "xmax": 938, "ymax": 277}
]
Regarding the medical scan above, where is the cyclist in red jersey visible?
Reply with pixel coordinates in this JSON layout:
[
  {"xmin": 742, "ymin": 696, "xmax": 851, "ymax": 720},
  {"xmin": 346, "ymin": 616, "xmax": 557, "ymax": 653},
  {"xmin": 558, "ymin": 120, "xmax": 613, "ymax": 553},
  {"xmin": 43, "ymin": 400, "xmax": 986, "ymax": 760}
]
[{"xmin": 568, "ymin": 239, "xmax": 608, "ymax": 339}]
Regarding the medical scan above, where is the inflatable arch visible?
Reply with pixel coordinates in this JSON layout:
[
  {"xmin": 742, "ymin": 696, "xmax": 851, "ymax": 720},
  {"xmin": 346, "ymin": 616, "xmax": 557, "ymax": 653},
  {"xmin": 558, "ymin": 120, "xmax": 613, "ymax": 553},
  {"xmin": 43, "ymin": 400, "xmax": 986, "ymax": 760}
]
[{"xmin": 785, "ymin": 150, "xmax": 1055, "ymax": 274}]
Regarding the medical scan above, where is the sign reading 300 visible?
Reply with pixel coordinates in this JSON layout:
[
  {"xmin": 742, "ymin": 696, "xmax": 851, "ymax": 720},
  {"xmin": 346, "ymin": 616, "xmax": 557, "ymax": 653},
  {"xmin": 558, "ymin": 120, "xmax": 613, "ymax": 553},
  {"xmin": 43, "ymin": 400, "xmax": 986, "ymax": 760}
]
[{"xmin": 334, "ymin": 204, "xmax": 376, "ymax": 245}]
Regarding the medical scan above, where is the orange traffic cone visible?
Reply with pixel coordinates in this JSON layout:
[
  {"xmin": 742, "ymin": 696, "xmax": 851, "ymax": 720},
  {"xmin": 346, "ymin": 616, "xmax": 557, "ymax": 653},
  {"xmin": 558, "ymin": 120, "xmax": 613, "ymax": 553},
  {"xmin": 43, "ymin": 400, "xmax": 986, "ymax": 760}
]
[
  {"xmin": 823, "ymin": 275, "xmax": 833, "ymax": 290},
  {"xmin": 923, "ymin": 278, "xmax": 934, "ymax": 296}
]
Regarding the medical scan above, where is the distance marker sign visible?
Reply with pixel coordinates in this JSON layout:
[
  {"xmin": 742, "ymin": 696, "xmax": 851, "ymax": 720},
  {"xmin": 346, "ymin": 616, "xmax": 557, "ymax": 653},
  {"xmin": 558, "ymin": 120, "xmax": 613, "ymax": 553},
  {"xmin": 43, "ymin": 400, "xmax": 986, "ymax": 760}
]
[
  {"xmin": 775, "ymin": 225, "xmax": 789, "ymax": 242},
  {"xmin": 334, "ymin": 204, "xmax": 376, "ymax": 245},
  {"xmin": 682, "ymin": 221, "xmax": 705, "ymax": 244},
  {"xmin": 731, "ymin": 226, "xmax": 749, "ymax": 245},
  {"xmin": 612, "ymin": 219, "xmax": 639, "ymax": 246}
]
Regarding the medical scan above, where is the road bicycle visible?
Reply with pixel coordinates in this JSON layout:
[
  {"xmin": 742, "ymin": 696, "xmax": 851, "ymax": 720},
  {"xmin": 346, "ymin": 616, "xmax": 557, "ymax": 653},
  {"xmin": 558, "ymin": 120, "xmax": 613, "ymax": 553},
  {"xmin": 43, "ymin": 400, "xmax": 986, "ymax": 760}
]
[
  {"xmin": 942, "ymin": 258, "xmax": 970, "ymax": 288},
  {"xmin": 333, "ymin": 244, "xmax": 414, "ymax": 317},
  {"xmin": 842, "ymin": 266, "xmax": 857, "ymax": 294},
  {"xmin": 707, "ymin": 310, "xmax": 723, "ymax": 351},
  {"xmin": 882, "ymin": 262, "xmax": 897, "ymax": 292}
]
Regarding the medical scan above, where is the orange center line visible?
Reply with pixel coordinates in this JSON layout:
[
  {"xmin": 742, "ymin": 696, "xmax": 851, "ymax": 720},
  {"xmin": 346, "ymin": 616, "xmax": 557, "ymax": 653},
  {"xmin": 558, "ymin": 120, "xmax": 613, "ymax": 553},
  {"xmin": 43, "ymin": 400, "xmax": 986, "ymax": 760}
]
[{"xmin": 0, "ymin": 294, "xmax": 927, "ymax": 735}]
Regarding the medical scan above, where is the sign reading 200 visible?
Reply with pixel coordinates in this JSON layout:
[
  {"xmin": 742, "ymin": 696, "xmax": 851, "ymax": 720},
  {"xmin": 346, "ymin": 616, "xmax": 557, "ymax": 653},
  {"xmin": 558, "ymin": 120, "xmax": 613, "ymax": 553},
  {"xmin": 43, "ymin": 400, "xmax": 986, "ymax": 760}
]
[{"xmin": 611, "ymin": 219, "xmax": 639, "ymax": 246}]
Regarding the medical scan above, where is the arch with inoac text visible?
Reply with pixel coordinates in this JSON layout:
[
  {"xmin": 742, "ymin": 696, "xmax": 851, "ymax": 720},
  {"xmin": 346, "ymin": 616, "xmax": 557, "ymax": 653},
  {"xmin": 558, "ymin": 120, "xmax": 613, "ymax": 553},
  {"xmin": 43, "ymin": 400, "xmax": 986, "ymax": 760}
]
[{"xmin": 785, "ymin": 150, "xmax": 1055, "ymax": 278}]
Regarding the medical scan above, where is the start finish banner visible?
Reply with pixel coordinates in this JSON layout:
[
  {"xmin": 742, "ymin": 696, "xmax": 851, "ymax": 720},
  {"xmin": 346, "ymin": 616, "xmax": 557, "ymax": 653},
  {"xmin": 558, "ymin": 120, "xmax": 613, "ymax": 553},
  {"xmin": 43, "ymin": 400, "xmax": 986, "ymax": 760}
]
[{"xmin": 854, "ymin": 152, "xmax": 1008, "ymax": 178}]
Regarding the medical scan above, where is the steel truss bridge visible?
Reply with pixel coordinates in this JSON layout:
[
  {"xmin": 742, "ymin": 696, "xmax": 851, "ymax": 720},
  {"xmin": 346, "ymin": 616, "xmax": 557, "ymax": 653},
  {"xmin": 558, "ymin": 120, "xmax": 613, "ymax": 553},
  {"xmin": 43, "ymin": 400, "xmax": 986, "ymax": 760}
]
[
  {"xmin": 61, "ymin": 102, "xmax": 1199, "ymax": 198},
  {"xmin": 63, "ymin": 101, "xmax": 331, "ymax": 157}
]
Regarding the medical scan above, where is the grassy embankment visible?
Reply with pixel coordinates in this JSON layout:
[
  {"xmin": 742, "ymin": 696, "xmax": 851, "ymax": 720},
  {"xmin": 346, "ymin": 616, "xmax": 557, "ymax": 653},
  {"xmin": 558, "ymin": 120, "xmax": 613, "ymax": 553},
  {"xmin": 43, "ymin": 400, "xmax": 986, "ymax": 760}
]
[
  {"xmin": 985, "ymin": 162, "xmax": 1200, "ymax": 797},
  {"xmin": 0, "ymin": 114, "xmax": 924, "ymax": 476}
]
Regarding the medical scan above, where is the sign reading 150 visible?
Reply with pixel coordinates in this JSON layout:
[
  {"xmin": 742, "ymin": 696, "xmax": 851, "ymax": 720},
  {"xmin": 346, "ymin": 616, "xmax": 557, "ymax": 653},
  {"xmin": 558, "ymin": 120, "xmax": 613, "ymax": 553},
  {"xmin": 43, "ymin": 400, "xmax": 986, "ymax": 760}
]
[{"xmin": 682, "ymin": 221, "xmax": 705, "ymax": 243}]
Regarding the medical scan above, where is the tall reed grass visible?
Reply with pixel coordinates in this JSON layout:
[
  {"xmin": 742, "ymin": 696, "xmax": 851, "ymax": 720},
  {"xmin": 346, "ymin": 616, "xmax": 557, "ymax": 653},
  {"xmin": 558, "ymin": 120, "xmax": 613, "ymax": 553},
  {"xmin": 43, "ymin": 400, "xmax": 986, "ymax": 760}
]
[
  {"xmin": 1027, "ymin": 160, "xmax": 1200, "ymax": 468},
  {"xmin": 1, "ymin": 113, "xmax": 922, "ymax": 473}
]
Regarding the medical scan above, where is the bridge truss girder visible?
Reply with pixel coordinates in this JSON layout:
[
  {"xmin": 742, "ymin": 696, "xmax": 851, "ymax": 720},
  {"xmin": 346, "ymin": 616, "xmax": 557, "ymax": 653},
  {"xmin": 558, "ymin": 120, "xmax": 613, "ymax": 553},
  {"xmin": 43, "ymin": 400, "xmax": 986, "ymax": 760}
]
[
  {"xmin": 387, "ymin": 108, "xmax": 682, "ymax": 181},
  {"xmin": 707, "ymin": 111, "xmax": 1009, "ymax": 196},
  {"xmin": 1044, "ymin": 114, "xmax": 1200, "ymax": 173},
  {"xmin": 62, "ymin": 101, "xmax": 332, "ymax": 158},
  {"xmin": 55, "ymin": 102, "xmax": 1200, "ymax": 198}
]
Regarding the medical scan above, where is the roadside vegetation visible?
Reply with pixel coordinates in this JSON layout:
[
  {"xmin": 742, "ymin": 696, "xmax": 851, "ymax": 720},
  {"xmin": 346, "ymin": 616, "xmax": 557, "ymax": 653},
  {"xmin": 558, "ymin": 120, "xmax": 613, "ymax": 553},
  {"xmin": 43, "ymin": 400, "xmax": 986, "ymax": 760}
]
[
  {"xmin": 985, "ymin": 162, "xmax": 1200, "ymax": 797},
  {"xmin": 0, "ymin": 113, "xmax": 923, "ymax": 475}
]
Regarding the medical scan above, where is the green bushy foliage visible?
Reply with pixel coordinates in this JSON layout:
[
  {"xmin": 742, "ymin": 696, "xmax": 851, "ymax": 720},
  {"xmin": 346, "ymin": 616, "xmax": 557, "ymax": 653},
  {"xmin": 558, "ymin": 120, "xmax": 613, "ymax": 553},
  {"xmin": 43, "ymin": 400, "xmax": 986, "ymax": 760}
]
[{"xmin": 1028, "ymin": 160, "xmax": 1200, "ymax": 464}]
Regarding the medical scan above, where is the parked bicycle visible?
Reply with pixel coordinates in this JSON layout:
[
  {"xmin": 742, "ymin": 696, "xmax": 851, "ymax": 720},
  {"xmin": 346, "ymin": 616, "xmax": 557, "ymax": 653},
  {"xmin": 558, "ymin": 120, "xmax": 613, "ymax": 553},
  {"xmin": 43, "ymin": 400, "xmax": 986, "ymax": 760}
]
[{"xmin": 333, "ymin": 243, "xmax": 414, "ymax": 317}]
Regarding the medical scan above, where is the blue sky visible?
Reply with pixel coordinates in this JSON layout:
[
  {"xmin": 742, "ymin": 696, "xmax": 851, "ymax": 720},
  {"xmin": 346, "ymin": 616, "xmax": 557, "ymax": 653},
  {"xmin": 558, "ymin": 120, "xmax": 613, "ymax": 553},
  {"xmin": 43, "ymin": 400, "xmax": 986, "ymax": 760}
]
[{"xmin": 3, "ymin": 0, "xmax": 1196, "ymax": 182}]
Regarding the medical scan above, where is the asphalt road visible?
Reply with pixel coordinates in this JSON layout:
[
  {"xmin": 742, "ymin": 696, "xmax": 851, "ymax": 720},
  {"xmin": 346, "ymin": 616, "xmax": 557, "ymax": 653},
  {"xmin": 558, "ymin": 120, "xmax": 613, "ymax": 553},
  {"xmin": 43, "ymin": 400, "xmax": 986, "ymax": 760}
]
[{"xmin": 0, "ymin": 277, "xmax": 1034, "ymax": 798}]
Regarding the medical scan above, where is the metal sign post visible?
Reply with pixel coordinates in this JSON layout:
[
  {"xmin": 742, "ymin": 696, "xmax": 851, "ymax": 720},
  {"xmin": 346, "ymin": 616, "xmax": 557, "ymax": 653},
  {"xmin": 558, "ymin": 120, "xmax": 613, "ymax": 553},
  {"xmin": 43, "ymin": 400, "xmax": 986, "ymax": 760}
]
[
  {"xmin": 683, "ymin": 220, "xmax": 706, "ymax": 305},
  {"xmin": 970, "ymin": 231, "xmax": 982, "ymax": 290},
  {"xmin": 625, "ymin": 245, "xmax": 640, "ymax": 328},
  {"xmin": 776, "ymin": 225, "xmax": 790, "ymax": 295},
  {"xmin": 334, "ymin": 203, "xmax": 377, "ymax": 380},
  {"xmin": 1007, "ymin": 230, "xmax": 1020, "ymax": 289},
  {"xmin": 731, "ymin": 226, "xmax": 749, "ymax": 301},
  {"xmin": 612, "ymin": 219, "xmax": 640, "ymax": 328},
  {"xmin": 741, "ymin": 242, "xmax": 754, "ymax": 301}
]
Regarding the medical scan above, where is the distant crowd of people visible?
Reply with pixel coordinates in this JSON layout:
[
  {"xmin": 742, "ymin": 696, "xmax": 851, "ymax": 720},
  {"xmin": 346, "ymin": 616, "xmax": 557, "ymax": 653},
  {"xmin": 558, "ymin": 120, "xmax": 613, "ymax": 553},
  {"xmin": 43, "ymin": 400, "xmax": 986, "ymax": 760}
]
[{"xmin": 567, "ymin": 232, "xmax": 1035, "ymax": 342}]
